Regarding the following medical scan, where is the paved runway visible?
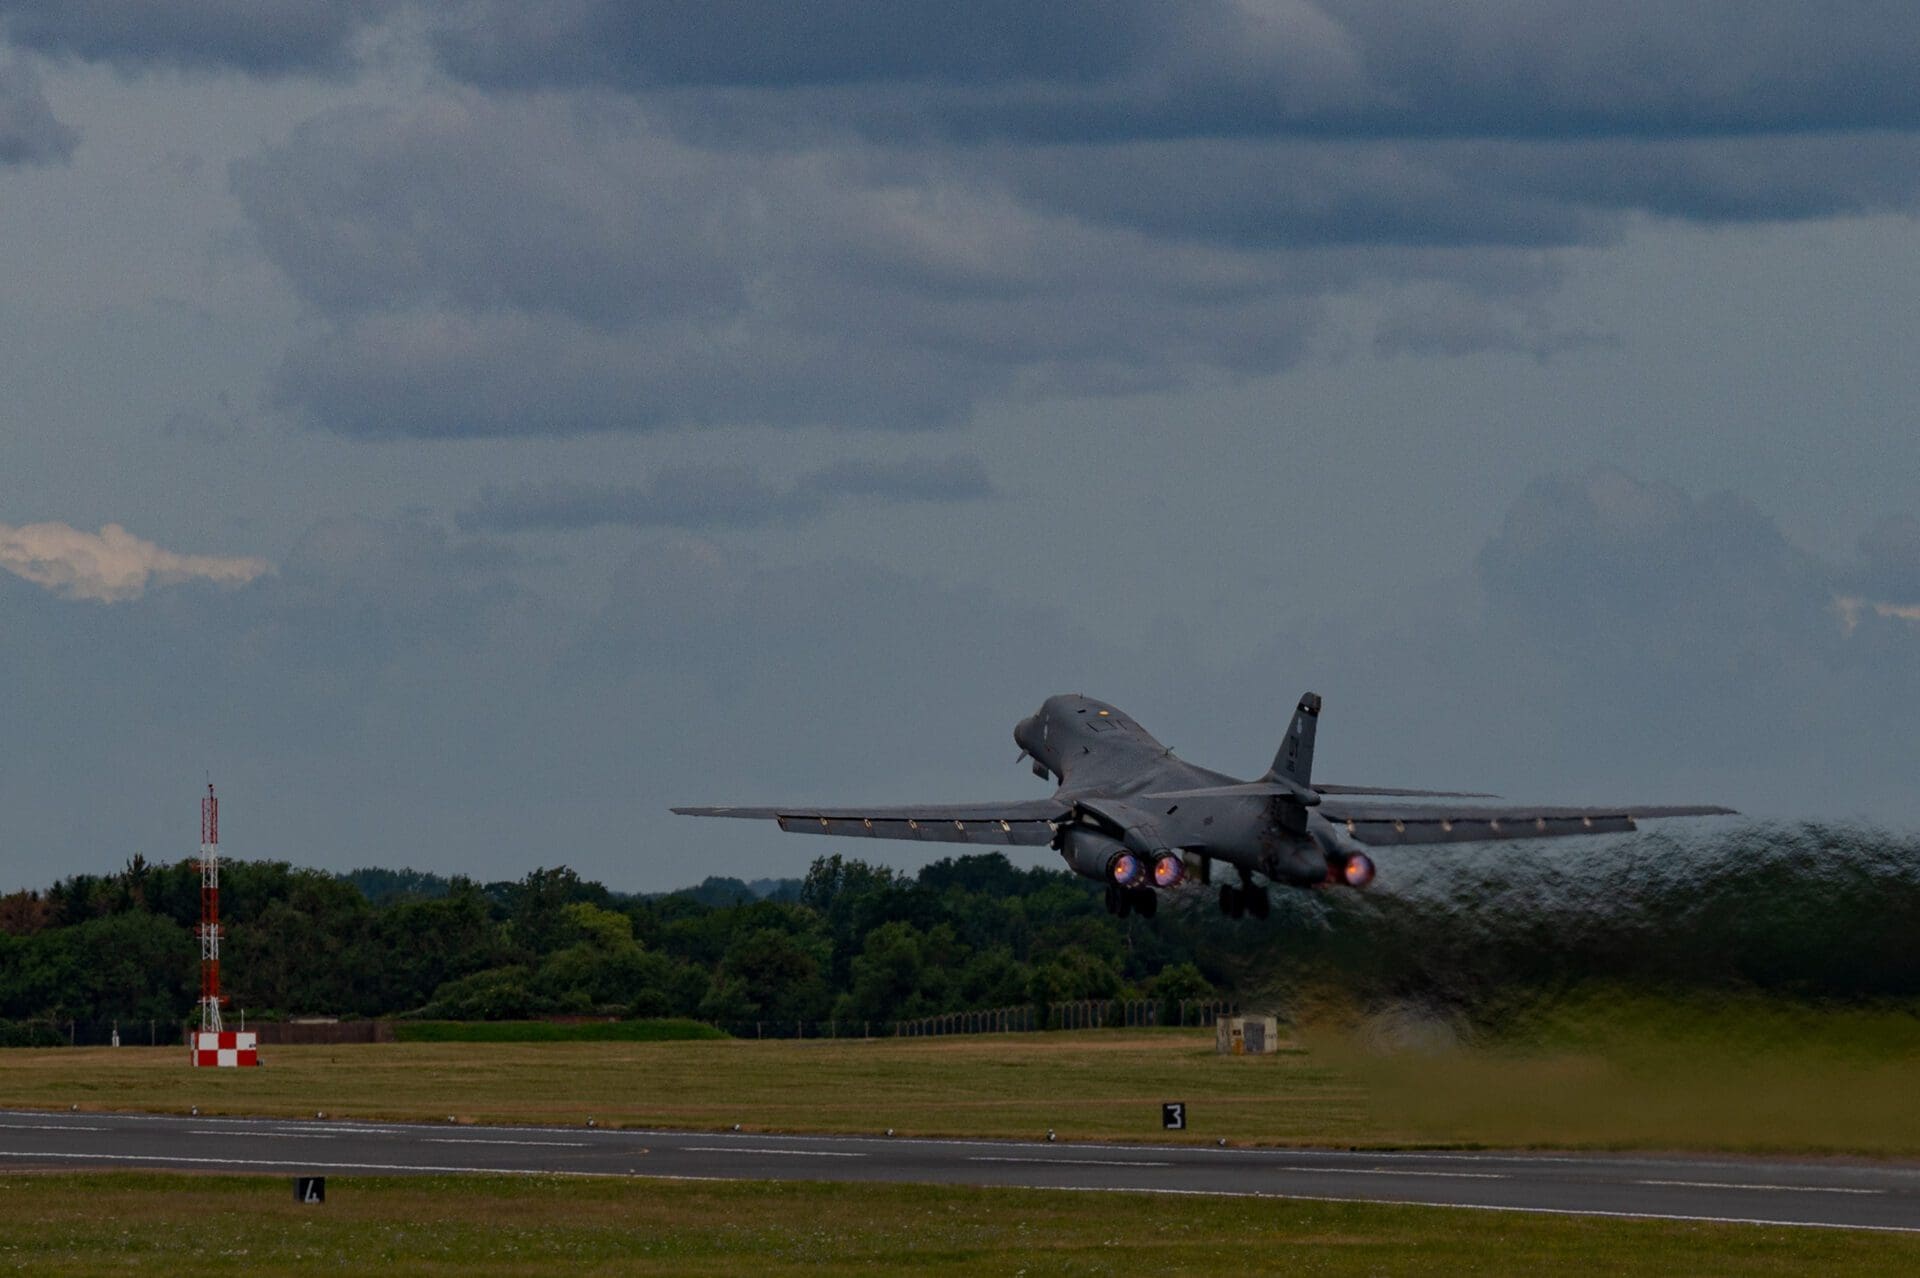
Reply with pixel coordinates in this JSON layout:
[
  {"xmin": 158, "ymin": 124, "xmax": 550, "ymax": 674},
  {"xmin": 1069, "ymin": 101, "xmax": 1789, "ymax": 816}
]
[{"xmin": 5, "ymin": 1107, "xmax": 1920, "ymax": 1233}]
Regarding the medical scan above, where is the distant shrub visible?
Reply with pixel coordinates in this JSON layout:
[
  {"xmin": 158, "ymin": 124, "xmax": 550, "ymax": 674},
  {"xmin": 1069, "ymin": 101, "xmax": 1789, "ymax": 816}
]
[{"xmin": 0, "ymin": 1020, "xmax": 66, "ymax": 1048}]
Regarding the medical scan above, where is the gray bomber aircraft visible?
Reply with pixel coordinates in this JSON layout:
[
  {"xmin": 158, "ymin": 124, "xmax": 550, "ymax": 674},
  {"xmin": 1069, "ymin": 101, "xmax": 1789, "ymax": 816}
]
[{"xmin": 674, "ymin": 693, "xmax": 1734, "ymax": 919}]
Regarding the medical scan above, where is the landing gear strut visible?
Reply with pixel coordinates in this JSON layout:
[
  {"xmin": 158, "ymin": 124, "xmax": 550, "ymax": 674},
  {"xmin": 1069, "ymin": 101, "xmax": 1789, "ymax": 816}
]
[{"xmin": 1218, "ymin": 880, "xmax": 1269, "ymax": 920}]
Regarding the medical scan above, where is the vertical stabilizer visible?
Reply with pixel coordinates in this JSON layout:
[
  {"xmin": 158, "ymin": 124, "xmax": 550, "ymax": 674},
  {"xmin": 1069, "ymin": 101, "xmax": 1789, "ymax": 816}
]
[{"xmin": 1269, "ymin": 692, "xmax": 1320, "ymax": 786}]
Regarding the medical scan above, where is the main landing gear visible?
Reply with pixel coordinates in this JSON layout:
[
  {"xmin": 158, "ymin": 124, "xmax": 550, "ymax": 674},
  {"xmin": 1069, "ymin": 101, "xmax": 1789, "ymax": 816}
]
[
  {"xmin": 1218, "ymin": 880, "xmax": 1269, "ymax": 920},
  {"xmin": 1104, "ymin": 884, "xmax": 1158, "ymax": 918}
]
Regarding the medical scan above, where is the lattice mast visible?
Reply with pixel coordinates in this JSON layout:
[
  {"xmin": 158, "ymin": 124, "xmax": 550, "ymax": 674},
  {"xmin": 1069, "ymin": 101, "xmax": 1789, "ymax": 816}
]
[{"xmin": 197, "ymin": 784, "xmax": 222, "ymax": 1033}]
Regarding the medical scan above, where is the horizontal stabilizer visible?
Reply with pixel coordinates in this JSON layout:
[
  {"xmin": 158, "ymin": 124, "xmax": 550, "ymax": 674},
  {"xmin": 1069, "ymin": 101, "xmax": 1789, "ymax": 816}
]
[
  {"xmin": 1143, "ymin": 781, "xmax": 1320, "ymax": 804},
  {"xmin": 1313, "ymin": 784, "xmax": 1502, "ymax": 799}
]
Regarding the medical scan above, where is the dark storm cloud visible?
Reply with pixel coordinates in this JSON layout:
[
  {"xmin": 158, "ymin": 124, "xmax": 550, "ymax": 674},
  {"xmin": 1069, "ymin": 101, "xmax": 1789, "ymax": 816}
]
[
  {"xmin": 432, "ymin": 1, "xmax": 1158, "ymax": 95},
  {"xmin": 420, "ymin": 5, "xmax": 1920, "ymax": 257},
  {"xmin": 429, "ymin": 1, "xmax": 1920, "ymax": 141},
  {"xmin": 996, "ymin": 133, "xmax": 1920, "ymax": 251},
  {"xmin": 458, "ymin": 456, "xmax": 993, "ymax": 533},
  {"xmin": 236, "ymin": 98, "xmax": 1360, "ymax": 438},
  {"xmin": 225, "ymin": 6, "xmax": 1920, "ymax": 439},
  {"xmin": 0, "ymin": 57, "xmax": 76, "ymax": 164},
  {"xmin": 0, "ymin": 1, "xmax": 391, "ymax": 77}
]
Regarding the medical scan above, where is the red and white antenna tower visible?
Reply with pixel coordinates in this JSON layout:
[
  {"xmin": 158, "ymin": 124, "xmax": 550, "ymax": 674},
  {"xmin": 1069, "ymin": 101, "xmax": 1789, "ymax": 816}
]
[{"xmin": 197, "ymin": 784, "xmax": 222, "ymax": 1033}]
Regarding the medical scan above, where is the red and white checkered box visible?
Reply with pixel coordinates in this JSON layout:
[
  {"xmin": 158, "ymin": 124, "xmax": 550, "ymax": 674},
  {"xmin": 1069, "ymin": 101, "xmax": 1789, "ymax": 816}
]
[{"xmin": 192, "ymin": 1031, "xmax": 259, "ymax": 1067}]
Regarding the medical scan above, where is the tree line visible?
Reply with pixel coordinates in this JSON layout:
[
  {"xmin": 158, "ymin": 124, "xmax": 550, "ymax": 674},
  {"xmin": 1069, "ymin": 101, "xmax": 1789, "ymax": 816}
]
[
  {"xmin": 0, "ymin": 852, "xmax": 1216, "ymax": 1029},
  {"xmin": 3, "ymin": 822, "xmax": 1915, "ymax": 1035}
]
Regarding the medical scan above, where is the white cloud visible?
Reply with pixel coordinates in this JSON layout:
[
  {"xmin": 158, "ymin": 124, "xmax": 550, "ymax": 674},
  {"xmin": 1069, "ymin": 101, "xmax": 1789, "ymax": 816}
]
[
  {"xmin": 1836, "ymin": 595, "xmax": 1920, "ymax": 633},
  {"xmin": 0, "ymin": 520, "xmax": 270, "ymax": 602}
]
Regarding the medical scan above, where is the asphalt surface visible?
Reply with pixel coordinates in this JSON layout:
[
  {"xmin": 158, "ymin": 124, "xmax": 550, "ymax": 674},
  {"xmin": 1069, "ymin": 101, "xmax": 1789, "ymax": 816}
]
[{"xmin": 5, "ymin": 1107, "xmax": 1920, "ymax": 1233}]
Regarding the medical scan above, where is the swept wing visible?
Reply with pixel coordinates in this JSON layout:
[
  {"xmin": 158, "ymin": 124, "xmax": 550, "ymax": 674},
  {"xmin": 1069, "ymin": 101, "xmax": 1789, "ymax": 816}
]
[
  {"xmin": 671, "ymin": 799, "xmax": 1068, "ymax": 846},
  {"xmin": 1316, "ymin": 800, "xmax": 1737, "ymax": 846}
]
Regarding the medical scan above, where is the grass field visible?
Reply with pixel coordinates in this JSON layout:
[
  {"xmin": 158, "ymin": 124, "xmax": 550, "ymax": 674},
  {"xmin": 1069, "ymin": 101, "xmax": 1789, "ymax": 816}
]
[
  {"xmin": 7, "ymin": 992, "xmax": 1920, "ymax": 1153},
  {"xmin": 0, "ymin": 1031, "xmax": 1363, "ymax": 1145},
  {"xmin": 1, "ymin": 1172, "xmax": 1916, "ymax": 1276},
  {"xmin": 1313, "ymin": 990, "xmax": 1920, "ymax": 1154}
]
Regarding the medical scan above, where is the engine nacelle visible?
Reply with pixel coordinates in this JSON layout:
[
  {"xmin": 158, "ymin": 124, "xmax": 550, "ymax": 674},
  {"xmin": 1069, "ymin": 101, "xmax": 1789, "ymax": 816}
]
[
  {"xmin": 1151, "ymin": 852, "xmax": 1186, "ymax": 888},
  {"xmin": 1311, "ymin": 823, "xmax": 1378, "ymax": 889},
  {"xmin": 1059, "ymin": 826, "xmax": 1134, "ymax": 884},
  {"xmin": 1337, "ymin": 851, "xmax": 1376, "ymax": 888}
]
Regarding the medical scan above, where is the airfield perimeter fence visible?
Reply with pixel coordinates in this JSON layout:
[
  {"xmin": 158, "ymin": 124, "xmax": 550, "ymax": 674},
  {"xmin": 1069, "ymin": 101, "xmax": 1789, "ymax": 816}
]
[
  {"xmin": 718, "ymin": 999, "xmax": 1239, "ymax": 1041},
  {"xmin": 0, "ymin": 1018, "xmax": 392, "ymax": 1048},
  {"xmin": 0, "ymin": 1018, "xmax": 186, "ymax": 1048},
  {"xmin": 8, "ymin": 1002, "xmax": 1242, "ymax": 1048}
]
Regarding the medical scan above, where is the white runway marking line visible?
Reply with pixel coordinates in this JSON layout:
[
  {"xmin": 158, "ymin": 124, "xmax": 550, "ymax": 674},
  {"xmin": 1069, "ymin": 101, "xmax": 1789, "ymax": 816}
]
[
  {"xmin": 1273, "ymin": 1166, "xmax": 1508, "ymax": 1181},
  {"xmin": 0, "ymin": 1149, "xmax": 619, "ymax": 1177},
  {"xmin": 425, "ymin": 1138, "xmax": 592, "ymax": 1148},
  {"xmin": 1044, "ymin": 1184, "xmax": 1920, "ymax": 1235},
  {"xmin": 681, "ymin": 1146, "xmax": 865, "ymax": 1158},
  {"xmin": 189, "ymin": 1129, "xmax": 336, "ymax": 1140},
  {"xmin": 0, "ymin": 1123, "xmax": 108, "ymax": 1133},
  {"xmin": 1636, "ymin": 1179, "xmax": 1885, "ymax": 1196},
  {"xmin": 970, "ymin": 1156, "xmax": 1173, "ymax": 1168}
]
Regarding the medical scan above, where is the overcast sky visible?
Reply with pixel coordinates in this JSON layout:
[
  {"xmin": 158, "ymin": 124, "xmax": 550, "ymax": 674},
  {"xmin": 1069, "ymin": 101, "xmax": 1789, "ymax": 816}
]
[{"xmin": 3, "ymin": 3, "xmax": 1917, "ymax": 892}]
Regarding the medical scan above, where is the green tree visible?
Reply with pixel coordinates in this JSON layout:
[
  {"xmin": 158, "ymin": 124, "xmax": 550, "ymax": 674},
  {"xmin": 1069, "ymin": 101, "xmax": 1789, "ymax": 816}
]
[
  {"xmin": 697, "ymin": 973, "xmax": 753, "ymax": 1024},
  {"xmin": 845, "ymin": 922, "xmax": 964, "ymax": 1022},
  {"xmin": 69, "ymin": 912, "xmax": 196, "ymax": 1021},
  {"xmin": 532, "ymin": 902, "xmax": 679, "ymax": 1011},
  {"xmin": 372, "ymin": 881, "xmax": 511, "ymax": 1011},
  {"xmin": 423, "ymin": 966, "xmax": 543, "ymax": 1019},
  {"xmin": 1152, "ymin": 961, "xmax": 1215, "ymax": 1024},
  {"xmin": 1029, "ymin": 945, "xmax": 1122, "ymax": 1009},
  {"xmin": 956, "ymin": 947, "xmax": 1032, "ymax": 1009},
  {"xmin": 225, "ymin": 870, "xmax": 377, "ymax": 1016},
  {"xmin": 506, "ymin": 866, "xmax": 606, "ymax": 957},
  {"xmin": 716, "ymin": 926, "xmax": 831, "ymax": 1023}
]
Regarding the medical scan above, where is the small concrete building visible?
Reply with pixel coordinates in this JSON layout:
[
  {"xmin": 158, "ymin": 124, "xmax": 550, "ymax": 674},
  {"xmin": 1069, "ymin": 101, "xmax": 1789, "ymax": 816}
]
[{"xmin": 1216, "ymin": 1014, "xmax": 1282, "ymax": 1055}]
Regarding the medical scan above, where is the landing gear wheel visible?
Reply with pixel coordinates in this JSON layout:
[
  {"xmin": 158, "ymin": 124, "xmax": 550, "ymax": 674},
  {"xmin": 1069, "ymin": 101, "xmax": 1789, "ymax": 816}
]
[
  {"xmin": 1105, "ymin": 884, "xmax": 1121, "ymax": 915},
  {"xmin": 1132, "ymin": 888, "xmax": 1158, "ymax": 919},
  {"xmin": 1219, "ymin": 885, "xmax": 1243, "ymax": 919},
  {"xmin": 1246, "ymin": 887, "xmax": 1271, "ymax": 920}
]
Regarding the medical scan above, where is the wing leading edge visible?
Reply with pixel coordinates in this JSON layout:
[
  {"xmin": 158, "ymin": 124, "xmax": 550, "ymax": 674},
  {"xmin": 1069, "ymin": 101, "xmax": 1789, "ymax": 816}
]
[
  {"xmin": 1316, "ymin": 801, "xmax": 1737, "ymax": 847},
  {"xmin": 671, "ymin": 800, "xmax": 1069, "ymax": 847}
]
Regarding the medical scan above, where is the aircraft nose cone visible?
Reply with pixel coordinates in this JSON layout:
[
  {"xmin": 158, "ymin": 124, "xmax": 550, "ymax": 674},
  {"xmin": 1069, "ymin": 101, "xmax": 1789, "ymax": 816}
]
[{"xmin": 1014, "ymin": 715, "xmax": 1041, "ymax": 755}]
